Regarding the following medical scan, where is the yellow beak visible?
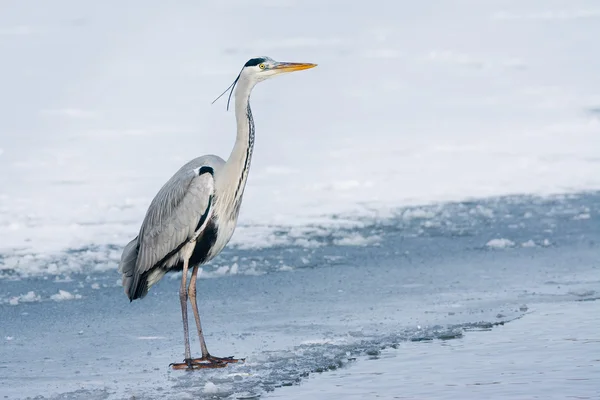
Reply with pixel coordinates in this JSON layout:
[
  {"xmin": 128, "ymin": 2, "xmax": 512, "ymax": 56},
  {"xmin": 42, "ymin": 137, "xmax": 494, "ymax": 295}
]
[{"xmin": 272, "ymin": 62, "xmax": 317, "ymax": 72}]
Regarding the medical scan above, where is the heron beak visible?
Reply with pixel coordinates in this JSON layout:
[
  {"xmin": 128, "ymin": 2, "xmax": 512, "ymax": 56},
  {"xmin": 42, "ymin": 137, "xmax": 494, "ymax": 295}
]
[{"xmin": 272, "ymin": 62, "xmax": 317, "ymax": 73}]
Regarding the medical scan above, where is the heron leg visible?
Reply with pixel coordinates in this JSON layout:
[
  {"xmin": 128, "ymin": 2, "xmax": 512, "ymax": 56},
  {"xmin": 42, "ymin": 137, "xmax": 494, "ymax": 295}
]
[
  {"xmin": 187, "ymin": 265, "xmax": 243, "ymax": 367},
  {"xmin": 188, "ymin": 265, "xmax": 210, "ymax": 358},
  {"xmin": 171, "ymin": 261, "xmax": 240, "ymax": 370},
  {"xmin": 170, "ymin": 257, "xmax": 193, "ymax": 370}
]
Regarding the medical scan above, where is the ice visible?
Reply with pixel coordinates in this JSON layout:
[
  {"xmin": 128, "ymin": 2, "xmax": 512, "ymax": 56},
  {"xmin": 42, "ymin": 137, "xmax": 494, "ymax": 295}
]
[
  {"xmin": 136, "ymin": 336, "xmax": 166, "ymax": 340},
  {"xmin": 6, "ymin": 291, "xmax": 41, "ymax": 306},
  {"xmin": 271, "ymin": 302, "xmax": 600, "ymax": 400},
  {"xmin": 203, "ymin": 382, "xmax": 220, "ymax": 394},
  {"xmin": 521, "ymin": 240, "xmax": 537, "ymax": 248},
  {"xmin": 573, "ymin": 213, "xmax": 591, "ymax": 220},
  {"xmin": 230, "ymin": 263, "xmax": 239, "ymax": 275},
  {"xmin": 50, "ymin": 290, "xmax": 82, "ymax": 302},
  {"xmin": 470, "ymin": 206, "xmax": 495, "ymax": 219},
  {"xmin": 198, "ymin": 263, "xmax": 253, "ymax": 278},
  {"xmin": 299, "ymin": 338, "xmax": 348, "ymax": 346},
  {"xmin": 486, "ymin": 238, "xmax": 516, "ymax": 249},
  {"xmin": 402, "ymin": 208, "xmax": 437, "ymax": 220},
  {"xmin": 333, "ymin": 233, "xmax": 381, "ymax": 246},
  {"xmin": 213, "ymin": 265, "xmax": 231, "ymax": 276},
  {"xmin": 2, "ymin": 220, "xmax": 599, "ymax": 399}
]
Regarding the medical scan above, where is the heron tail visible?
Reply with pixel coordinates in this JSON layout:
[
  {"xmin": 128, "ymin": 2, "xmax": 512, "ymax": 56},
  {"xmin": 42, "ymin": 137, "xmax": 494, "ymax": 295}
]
[{"xmin": 118, "ymin": 236, "xmax": 140, "ymax": 301}]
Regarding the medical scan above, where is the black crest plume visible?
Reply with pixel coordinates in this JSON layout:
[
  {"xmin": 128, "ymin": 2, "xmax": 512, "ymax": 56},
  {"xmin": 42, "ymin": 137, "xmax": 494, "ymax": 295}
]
[
  {"xmin": 211, "ymin": 70, "xmax": 242, "ymax": 111},
  {"xmin": 211, "ymin": 58, "xmax": 266, "ymax": 110}
]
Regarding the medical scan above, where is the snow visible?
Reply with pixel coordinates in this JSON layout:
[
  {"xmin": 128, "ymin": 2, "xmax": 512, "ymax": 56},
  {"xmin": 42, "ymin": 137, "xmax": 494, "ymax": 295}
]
[
  {"xmin": 6, "ymin": 291, "xmax": 41, "ymax": 306},
  {"xmin": 136, "ymin": 336, "xmax": 166, "ymax": 340},
  {"xmin": 402, "ymin": 208, "xmax": 437, "ymax": 220},
  {"xmin": 203, "ymin": 382, "xmax": 220, "ymax": 394},
  {"xmin": 486, "ymin": 238, "xmax": 516, "ymax": 249},
  {"xmin": 40, "ymin": 108, "xmax": 99, "ymax": 119},
  {"xmin": 1, "ymin": 0, "xmax": 600, "ymax": 277},
  {"xmin": 230, "ymin": 263, "xmax": 239, "ymax": 275},
  {"xmin": 574, "ymin": 213, "xmax": 591, "ymax": 220},
  {"xmin": 333, "ymin": 233, "xmax": 381, "ymax": 247},
  {"xmin": 50, "ymin": 290, "xmax": 82, "ymax": 302},
  {"xmin": 0, "ymin": 25, "xmax": 35, "ymax": 36},
  {"xmin": 3, "ymin": 290, "xmax": 83, "ymax": 304},
  {"xmin": 492, "ymin": 9, "xmax": 600, "ymax": 20}
]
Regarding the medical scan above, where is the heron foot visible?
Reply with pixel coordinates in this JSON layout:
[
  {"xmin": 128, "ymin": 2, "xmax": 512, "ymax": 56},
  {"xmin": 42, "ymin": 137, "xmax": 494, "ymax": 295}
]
[
  {"xmin": 191, "ymin": 354, "xmax": 244, "ymax": 365},
  {"xmin": 170, "ymin": 355, "xmax": 243, "ymax": 370},
  {"xmin": 170, "ymin": 357, "xmax": 226, "ymax": 370}
]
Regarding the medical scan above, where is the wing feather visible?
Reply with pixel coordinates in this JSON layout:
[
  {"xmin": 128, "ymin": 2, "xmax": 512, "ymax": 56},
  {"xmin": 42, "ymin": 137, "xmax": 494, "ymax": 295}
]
[{"xmin": 130, "ymin": 166, "xmax": 214, "ymax": 291}]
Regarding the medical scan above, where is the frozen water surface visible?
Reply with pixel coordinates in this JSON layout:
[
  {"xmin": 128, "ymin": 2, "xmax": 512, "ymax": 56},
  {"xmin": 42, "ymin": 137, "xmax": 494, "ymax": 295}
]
[
  {"xmin": 270, "ymin": 301, "xmax": 600, "ymax": 400},
  {"xmin": 1, "ymin": 0, "xmax": 600, "ymax": 399},
  {"xmin": 1, "ymin": 194, "xmax": 599, "ymax": 399}
]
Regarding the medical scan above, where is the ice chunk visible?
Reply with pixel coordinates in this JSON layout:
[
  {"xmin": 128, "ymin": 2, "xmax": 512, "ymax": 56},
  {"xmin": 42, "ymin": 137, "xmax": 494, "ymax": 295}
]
[
  {"xmin": 50, "ymin": 290, "xmax": 82, "ymax": 301},
  {"xmin": 203, "ymin": 382, "xmax": 219, "ymax": 394},
  {"xmin": 486, "ymin": 238, "xmax": 515, "ymax": 249},
  {"xmin": 7, "ymin": 291, "xmax": 41, "ymax": 305}
]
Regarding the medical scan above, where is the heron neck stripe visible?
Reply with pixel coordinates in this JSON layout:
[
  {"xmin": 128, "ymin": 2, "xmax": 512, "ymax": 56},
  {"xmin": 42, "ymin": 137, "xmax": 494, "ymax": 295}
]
[
  {"xmin": 194, "ymin": 194, "xmax": 213, "ymax": 232},
  {"xmin": 233, "ymin": 104, "xmax": 254, "ymax": 202}
]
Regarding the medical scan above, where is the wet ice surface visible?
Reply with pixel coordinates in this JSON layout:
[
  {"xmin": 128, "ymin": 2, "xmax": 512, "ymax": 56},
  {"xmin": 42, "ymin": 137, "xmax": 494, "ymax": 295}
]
[
  {"xmin": 270, "ymin": 301, "xmax": 600, "ymax": 400},
  {"xmin": 1, "ymin": 194, "xmax": 599, "ymax": 399}
]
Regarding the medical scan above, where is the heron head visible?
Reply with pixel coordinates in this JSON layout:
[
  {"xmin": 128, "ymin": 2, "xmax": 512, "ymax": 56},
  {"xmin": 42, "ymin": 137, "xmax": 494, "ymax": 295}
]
[
  {"xmin": 241, "ymin": 56, "xmax": 317, "ymax": 82},
  {"xmin": 212, "ymin": 56, "xmax": 316, "ymax": 110}
]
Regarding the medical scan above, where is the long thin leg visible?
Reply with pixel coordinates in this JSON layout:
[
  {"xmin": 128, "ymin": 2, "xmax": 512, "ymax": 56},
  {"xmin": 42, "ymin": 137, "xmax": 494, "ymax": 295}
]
[
  {"xmin": 180, "ymin": 258, "xmax": 191, "ymax": 360},
  {"xmin": 188, "ymin": 265, "xmax": 209, "ymax": 357},
  {"xmin": 171, "ymin": 261, "xmax": 238, "ymax": 370},
  {"xmin": 188, "ymin": 266, "xmax": 242, "ymax": 367},
  {"xmin": 170, "ymin": 258, "xmax": 192, "ymax": 370}
]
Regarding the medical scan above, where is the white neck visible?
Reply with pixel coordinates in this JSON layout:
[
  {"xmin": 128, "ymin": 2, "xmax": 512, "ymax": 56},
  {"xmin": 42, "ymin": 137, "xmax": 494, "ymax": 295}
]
[{"xmin": 219, "ymin": 75, "xmax": 257, "ymax": 212}]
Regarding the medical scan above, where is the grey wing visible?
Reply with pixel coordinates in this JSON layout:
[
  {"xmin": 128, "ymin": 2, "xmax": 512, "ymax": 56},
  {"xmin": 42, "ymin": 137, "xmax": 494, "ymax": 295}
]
[{"xmin": 119, "ymin": 163, "xmax": 215, "ymax": 300}]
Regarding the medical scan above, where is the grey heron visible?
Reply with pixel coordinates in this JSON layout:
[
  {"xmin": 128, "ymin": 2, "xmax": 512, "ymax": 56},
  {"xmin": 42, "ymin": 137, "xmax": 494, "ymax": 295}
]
[{"xmin": 118, "ymin": 57, "xmax": 316, "ymax": 370}]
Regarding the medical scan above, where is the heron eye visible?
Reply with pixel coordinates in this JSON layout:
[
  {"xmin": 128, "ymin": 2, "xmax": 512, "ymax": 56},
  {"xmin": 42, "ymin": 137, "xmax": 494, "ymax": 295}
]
[{"xmin": 259, "ymin": 63, "xmax": 266, "ymax": 70}]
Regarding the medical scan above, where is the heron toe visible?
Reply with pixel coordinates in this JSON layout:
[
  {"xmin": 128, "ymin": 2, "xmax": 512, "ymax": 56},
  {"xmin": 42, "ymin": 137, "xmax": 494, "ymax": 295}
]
[
  {"xmin": 191, "ymin": 354, "xmax": 244, "ymax": 365},
  {"xmin": 170, "ymin": 358, "xmax": 228, "ymax": 370}
]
